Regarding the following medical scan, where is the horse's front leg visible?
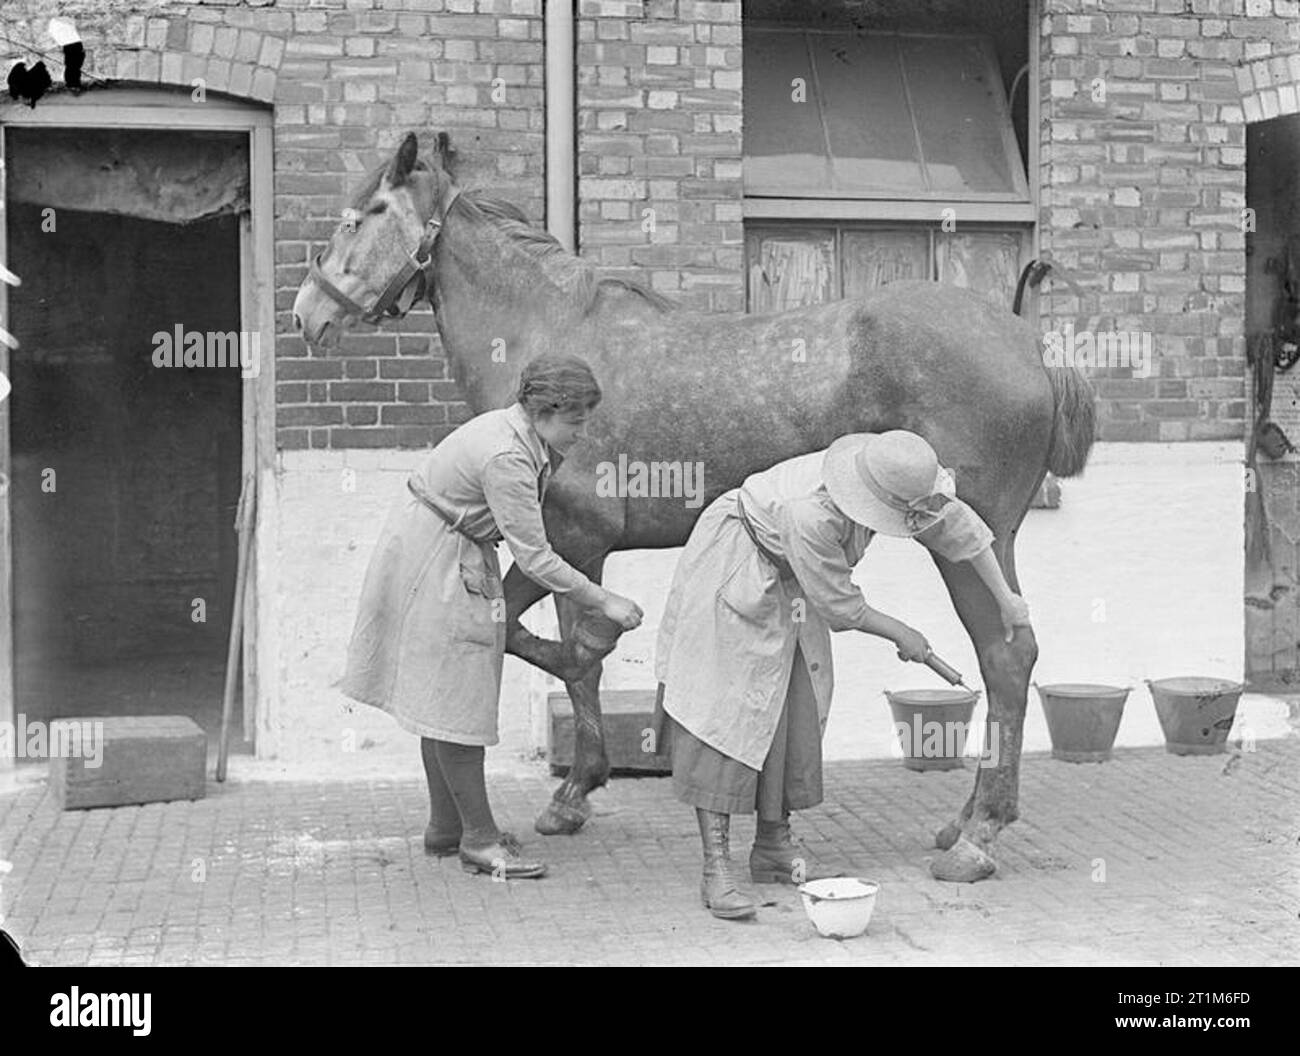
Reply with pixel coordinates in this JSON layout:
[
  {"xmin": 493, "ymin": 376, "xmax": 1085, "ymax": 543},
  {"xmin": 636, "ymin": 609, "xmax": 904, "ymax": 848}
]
[
  {"xmin": 502, "ymin": 564, "xmax": 568, "ymax": 676},
  {"xmin": 535, "ymin": 562, "xmax": 626, "ymax": 835},
  {"xmin": 928, "ymin": 546, "xmax": 1037, "ymax": 883},
  {"xmin": 503, "ymin": 563, "xmax": 621, "ymax": 683}
]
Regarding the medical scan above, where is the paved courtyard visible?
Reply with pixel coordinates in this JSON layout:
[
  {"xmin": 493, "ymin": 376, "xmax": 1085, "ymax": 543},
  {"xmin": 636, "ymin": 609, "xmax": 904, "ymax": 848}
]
[{"xmin": 0, "ymin": 737, "xmax": 1296, "ymax": 966}]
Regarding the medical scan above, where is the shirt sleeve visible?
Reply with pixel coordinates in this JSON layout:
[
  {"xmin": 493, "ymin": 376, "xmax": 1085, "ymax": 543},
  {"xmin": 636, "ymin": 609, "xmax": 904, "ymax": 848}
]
[
  {"xmin": 777, "ymin": 499, "xmax": 871, "ymax": 632},
  {"xmin": 912, "ymin": 498, "xmax": 996, "ymax": 564},
  {"xmin": 482, "ymin": 450, "xmax": 605, "ymax": 607}
]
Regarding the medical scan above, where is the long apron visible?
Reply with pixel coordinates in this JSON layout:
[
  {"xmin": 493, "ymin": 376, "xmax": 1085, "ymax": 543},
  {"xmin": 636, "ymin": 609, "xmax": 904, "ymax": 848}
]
[
  {"xmin": 340, "ymin": 490, "xmax": 506, "ymax": 745},
  {"xmin": 655, "ymin": 490, "xmax": 835, "ymax": 771}
]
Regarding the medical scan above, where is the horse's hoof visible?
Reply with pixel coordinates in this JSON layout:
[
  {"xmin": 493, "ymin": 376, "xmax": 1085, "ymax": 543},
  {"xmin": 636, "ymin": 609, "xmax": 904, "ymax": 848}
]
[
  {"xmin": 534, "ymin": 798, "xmax": 590, "ymax": 836},
  {"xmin": 930, "ymin": 836, "xmax": 997, "ymax": 883},
  {"xmin": 934, "ymin": 821, "xmax": 962, "ymax": 851}
]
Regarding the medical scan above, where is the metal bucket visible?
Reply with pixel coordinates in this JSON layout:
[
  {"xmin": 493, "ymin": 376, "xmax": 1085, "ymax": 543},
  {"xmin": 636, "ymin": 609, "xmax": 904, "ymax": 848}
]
[
  {"xmin": 1035, "ymin": 683, "xmax": 1130, "ymax": 763},
  {"xmin": 1146, "ymin": 677, "xmax": 1245, "ymax": 756},
  {"xmin": 885, "ymin": 688, "xmax": 980, "ymax": 771}
]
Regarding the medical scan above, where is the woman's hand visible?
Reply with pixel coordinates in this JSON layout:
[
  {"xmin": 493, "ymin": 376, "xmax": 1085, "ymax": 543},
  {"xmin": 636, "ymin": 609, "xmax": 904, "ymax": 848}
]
[
  {"xmin": 600, "ymin": 591, "xmax": 644, "ymax": 631},
  {"xmin": 1000, "ymin": 594, "xmax": 1032, "ymax": 643},
  {"xmin": 893, "ymin": 626, "xmax": 931, "ymax": 664}
]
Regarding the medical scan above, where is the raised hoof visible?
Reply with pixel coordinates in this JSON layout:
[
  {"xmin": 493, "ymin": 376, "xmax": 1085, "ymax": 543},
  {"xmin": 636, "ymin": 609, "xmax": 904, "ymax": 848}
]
[
  {"xmin": 930, "ymin": 835, "xmax": 997, "ymax": 883},
  {"xmin": 534, "ymin": 798, "xmax": 591, "ymax": 836},
  {"xmin": 934, "ymin": 821, "xmax": 963, "ymax": 851}
]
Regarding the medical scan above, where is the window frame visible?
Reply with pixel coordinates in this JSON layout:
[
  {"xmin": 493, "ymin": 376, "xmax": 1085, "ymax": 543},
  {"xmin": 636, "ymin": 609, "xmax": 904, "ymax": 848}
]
[{"xmin": 742, "ymin": 2, "xmax": 1042, "ymax": 321}]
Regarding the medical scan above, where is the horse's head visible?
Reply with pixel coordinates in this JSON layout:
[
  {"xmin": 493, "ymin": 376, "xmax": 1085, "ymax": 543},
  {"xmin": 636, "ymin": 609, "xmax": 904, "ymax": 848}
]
[{"xmin": 293, "ymin": 131, "xmax": 459, "ymax": 350}]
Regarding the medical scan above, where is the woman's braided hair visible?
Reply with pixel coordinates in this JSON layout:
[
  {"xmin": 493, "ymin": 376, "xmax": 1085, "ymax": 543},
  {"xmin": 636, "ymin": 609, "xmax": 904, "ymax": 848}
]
[{"xmin": 517, "ymin": 354, "xmax": 602, "ymax": 417}]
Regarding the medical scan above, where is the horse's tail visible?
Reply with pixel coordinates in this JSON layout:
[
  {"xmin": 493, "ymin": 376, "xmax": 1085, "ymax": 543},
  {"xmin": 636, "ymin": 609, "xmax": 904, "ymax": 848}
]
[
  {"xmin": 1014, "ymin": 256, "xmax": 1096, "ymax": 476},
  {"xmin": 1045, "ymin": 365, "xmax": 1096, "ymax": 478}
]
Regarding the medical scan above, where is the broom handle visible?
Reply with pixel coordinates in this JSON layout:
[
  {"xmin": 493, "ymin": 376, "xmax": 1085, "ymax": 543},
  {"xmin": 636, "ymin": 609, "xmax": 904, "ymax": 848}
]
[{"xmin": 217, "ymin": 473, "xmax": 255, "ymax": 782}]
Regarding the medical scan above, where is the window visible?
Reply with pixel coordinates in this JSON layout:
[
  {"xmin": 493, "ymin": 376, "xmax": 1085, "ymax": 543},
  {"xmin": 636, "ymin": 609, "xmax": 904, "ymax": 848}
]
[
  {"xmin": 747, "ymin": 224, "xmax": 1025, "ymax": 313},
  {"xmin": 743, "ymin": 26, "xmax": 1033, "ymax": 314}
]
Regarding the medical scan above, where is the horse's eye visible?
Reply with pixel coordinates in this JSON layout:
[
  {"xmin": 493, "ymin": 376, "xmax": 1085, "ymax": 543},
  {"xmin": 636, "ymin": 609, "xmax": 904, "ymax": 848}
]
[{"xmin": 368, "ymin": 202, "xmax": 387, "ymax": 216}]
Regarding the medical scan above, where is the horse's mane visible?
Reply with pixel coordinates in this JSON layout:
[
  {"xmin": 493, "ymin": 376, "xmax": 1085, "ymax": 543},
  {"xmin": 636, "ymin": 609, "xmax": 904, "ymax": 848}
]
[
  {"xmin": 454, "ymin": 191, "xmax": 680, "ymax": 315},
  {"xmin": 350, "ymin": 153, "xmax": 678, "ymax": 314}
]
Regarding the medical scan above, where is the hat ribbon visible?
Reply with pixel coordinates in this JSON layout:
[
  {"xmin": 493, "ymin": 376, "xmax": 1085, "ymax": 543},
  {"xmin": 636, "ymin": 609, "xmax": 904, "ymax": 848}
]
[{"xmin": 859, "ymin": 458, "xmax": 951, "ymax": 532}]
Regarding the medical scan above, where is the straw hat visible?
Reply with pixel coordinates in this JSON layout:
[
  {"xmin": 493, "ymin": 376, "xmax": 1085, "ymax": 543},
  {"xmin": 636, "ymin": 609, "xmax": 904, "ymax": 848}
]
[{"xmin": 821, "ymin": 430, "xmax": 956, "ymax": 537}]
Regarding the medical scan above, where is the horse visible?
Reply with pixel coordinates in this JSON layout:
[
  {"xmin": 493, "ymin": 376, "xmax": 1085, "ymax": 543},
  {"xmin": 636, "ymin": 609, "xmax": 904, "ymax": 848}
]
[{"xmin": 293, "ymin": 132, "xmax": 1096, "ymax": 883}]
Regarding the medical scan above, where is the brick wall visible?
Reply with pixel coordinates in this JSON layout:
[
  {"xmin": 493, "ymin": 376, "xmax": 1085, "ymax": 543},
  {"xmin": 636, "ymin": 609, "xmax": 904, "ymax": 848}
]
[
  {"xmin": 2, "ymin": 0, "xmax": 744, "ymax": 448},
  {"xmin": 1041, "ymin": 0, "xmax": 1298, "ymax": 442},
  {"xmin": 8, "ymin": 1, "xmax": 1300, "ymax": 443},
  {"xmin": 576, "ymin": 0, "xmax": 744, "ymax": 311},
  {"xmin": 270, "ymin": 0, "xmax": 548, "ymax": 451}
]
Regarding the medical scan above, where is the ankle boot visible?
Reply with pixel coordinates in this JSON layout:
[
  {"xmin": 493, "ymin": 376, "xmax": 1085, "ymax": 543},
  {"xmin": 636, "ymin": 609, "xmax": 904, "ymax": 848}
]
[
  {"xmin": 750, "ymin": 812, "xmax": 842, "ymax": 885},
  {"xmin": 696, "ymin": 809, "xmax": 756, "ymax": 920}
]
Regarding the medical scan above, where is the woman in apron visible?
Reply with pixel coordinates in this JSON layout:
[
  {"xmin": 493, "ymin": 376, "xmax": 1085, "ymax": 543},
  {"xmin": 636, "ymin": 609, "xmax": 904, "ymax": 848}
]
[
  {"xmin": 655, "ymin": 430, "xmax": 1032, "ymax": 919},
  {"xmin": 341, "ymin": 354, "xmax": 644, "ymax": 879}
]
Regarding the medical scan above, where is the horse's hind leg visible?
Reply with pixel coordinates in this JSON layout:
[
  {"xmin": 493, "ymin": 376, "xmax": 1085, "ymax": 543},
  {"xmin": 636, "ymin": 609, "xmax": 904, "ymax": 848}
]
[
  {"xmin": 927, "ymin": 541, "xmax": 1038, "ymax": 883},
  {"xmin": 535, "ymin": 558, "xmax": 623, "ymax": 836}
]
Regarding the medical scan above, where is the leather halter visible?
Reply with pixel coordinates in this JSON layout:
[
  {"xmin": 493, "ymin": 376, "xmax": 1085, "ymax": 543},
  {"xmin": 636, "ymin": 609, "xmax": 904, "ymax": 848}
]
[{"xmin": 308, "ymin": 186, "xmax": 461, "ymax": 325}]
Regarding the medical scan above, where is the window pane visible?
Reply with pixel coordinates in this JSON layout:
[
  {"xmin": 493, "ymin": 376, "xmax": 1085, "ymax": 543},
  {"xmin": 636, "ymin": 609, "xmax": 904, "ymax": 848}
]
[
  {"xmin": 901, "ymin": 36, "xmax": 1019, "ymax": 196},
  {"xmin": 743, "ymin": 29, "xmax": 1027, "ymax": 202},
  {"xmin": 842, "ymin": 230, "xmax": 930, "ymax": 299},
  {"xmin": 936, "ymin": 229, "xmax": 1023, "ymax": 310},
  {"xmin": 743, "ymin": 30, "xmax": 831, "ymax": 194},
  {"xmin": 746, "ymin": 229, "xmax": 836, "ymax": 313},
  {"xmin": 808, "ymin": 33, "xmax": 925, "ymax": 195}
]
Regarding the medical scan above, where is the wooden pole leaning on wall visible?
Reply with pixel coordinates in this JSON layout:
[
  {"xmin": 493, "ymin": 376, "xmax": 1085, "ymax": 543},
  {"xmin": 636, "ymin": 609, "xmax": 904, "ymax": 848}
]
[{"xmin": 217, "ymin": 471, "xmax": 256, "ymax": 782}]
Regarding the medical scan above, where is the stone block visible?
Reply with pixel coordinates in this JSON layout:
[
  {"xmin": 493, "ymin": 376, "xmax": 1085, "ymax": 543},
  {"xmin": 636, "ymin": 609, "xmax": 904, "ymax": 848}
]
[
  {"xmin": 548, "ymin": 689, "xmax": 670, "ymax": 775},
  {"xmin": 50, "ymin": 716, "xmax": 206, "ymax": 811}
]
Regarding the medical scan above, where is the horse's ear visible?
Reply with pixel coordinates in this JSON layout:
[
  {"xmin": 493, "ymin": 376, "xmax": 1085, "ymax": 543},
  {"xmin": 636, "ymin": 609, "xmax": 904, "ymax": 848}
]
[
  {"xmin": 434, "ymin": 131, "xmax": 458, "ymax": 176},
  {"xmin": 387, "ymin": 132, "xmax": 420, "ymax": 187}
]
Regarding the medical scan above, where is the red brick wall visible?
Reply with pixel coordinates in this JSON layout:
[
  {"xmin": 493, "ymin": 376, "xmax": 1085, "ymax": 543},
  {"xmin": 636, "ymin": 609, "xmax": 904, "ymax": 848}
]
[
  {"xmin": 576, "ymin": 0, "xmax": 743, "ymax": 311},
  {"xmin": 1040, "ymin": 0, "xmax": 1297, "ymax": 441},
  {"xmin": 269, "ymin": 0, "xmax": 548, "ymax": 451}
]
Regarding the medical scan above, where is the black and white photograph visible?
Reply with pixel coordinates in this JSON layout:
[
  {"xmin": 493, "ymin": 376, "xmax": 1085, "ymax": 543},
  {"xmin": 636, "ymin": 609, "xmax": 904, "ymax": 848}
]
[{"xmin": 0, "ymin": 0, "xmax": 1295, "ymax": 989}]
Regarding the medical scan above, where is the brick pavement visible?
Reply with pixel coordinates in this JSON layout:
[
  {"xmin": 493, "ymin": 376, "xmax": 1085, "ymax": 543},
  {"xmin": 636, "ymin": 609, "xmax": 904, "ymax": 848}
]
[{"xmin": 0, "ymin": 739, "xmax": 1297, "ymax": 966}]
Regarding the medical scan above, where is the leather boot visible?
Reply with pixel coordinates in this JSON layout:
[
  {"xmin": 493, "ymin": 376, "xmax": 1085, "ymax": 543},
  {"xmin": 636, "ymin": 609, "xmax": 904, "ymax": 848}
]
[
  {"xmin": 750, "ymin": 812, "xmax": 842, "ymax": 885},
  {"xmin": 697, "ymin": 809, "xmax": 756, "ymax": 920}
]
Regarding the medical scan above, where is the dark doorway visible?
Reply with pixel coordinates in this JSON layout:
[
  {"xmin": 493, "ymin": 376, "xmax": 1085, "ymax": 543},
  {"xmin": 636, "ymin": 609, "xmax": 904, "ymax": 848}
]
[
  {"xmin": 4, "ymin": 127, "xmax": 251, "ymax": 755},
  {"xmin": 1244, "ymin": 114, "xmax": 1300, "ymax": 689}
]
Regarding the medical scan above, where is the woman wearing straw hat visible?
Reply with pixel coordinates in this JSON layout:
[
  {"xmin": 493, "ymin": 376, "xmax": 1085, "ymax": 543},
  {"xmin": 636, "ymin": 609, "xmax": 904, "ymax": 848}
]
[
  {"xmin": 655, "ymin": 430, "xmax": 1031, "ymax": 920},
  {"xmin": 341, "ymin": 354, "xmax": 644, "ymax": 880}
]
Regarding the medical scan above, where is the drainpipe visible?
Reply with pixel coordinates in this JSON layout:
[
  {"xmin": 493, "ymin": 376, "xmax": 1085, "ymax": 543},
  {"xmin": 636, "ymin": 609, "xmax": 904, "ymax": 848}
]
[
  {"xmin": 530, "ymin": 0, "xmax": 578, "ymax": 752},
  {"xmin": 545, "ymin": 0, "xmax": 577, "ymax": 252}
]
